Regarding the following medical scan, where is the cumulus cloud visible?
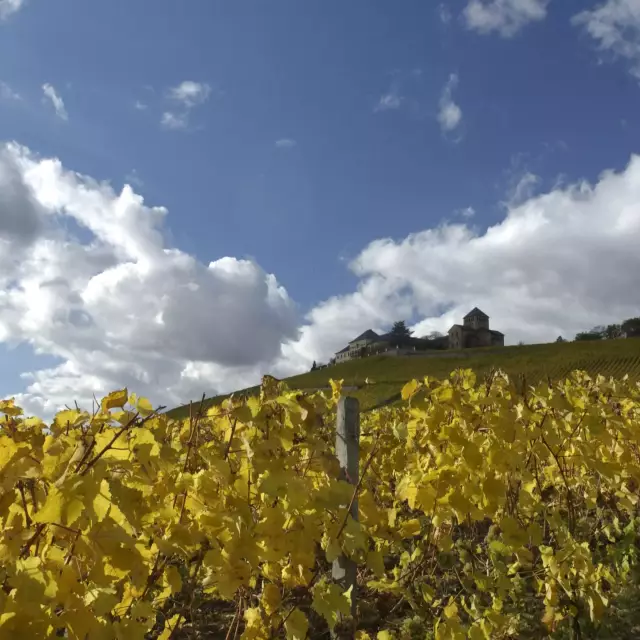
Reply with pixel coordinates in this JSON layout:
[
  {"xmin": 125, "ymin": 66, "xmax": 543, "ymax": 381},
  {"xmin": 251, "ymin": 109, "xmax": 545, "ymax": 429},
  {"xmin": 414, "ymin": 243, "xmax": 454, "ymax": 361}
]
[
  {"xmin": 0, "ymin": 0, "xmax": 24, "ymax": 20},
  {"xmin": 507, "ymin": 171, "xmax": 541, "ymax": 206},
  {"xmin": 162, "ymin": 81, "xmax": 211, "ymax": 130},
  {"xmin": 438, "ymin": 74, "xmax": 463, "ymax": 134},
  {"xmin": 0, "ymin": 143, "xmax": 298, "ymax": 417},
  {"xmin": 276, "ymin": 155, "xmax": 640, "ymax": 372},
  {"xmin": 4, "ymin": 142, "xmax": 640, "ymax": 417},
  {"xmin": 168, "ymin": 81, "xmax": 211, "ymax": 107},
  {"xmin": 0, "ymin": 147, "xmax": 44, "ymax": 249},
  {"xmin": 275, "ymin": 139, "xmax": 297, "ymax": 149},
  {"xmin": 573, "ymin": 0, "xmax": 640, "ymax": 79},
  {"xmin": 42, "ymin": 84, "xmax": 68, "ymax": 121},
  {"xmin": 464, "ymin": 0, "xmax": 550, "ymax": 37}
]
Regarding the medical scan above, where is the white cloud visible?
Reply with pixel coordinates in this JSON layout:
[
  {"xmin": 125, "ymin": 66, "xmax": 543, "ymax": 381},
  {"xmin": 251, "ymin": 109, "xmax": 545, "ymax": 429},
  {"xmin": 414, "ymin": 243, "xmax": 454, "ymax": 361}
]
[
  {"xmin": 0, "ymin": 81, "xmax": 21, "ymax": 101},
  {"xmin": 276, "ymin": 154, "xmax": 640, "ymax": 372},
  {"xmin": 161, "ymin": 80, "xmax": 212, "ymax": 131},
  {"xmin": 275, "ymin": 139, "xmax": 297, "ymax": 149},
  {"xmin": 0, "ymin": 0, "xmax": 25, "ymax": 20},
  {"xmin": 464, "ymin": 0, "xmax": 550, "ymax": 37},
  {"xmin": 134, "ymin": 100, "xmax": 148, "ymax": 111},
  {"xmin": 168, "ymin": 81, "xmax": 211, "ymax": 108},
  {"xmin": 161, "ymin": 111, "xmax": 189, "ymax": 130},
  {"xmin": 0, "ymin": 146, "xmax": 44, "ymax": 248},
  {"xmin": 458, "ymin": 206, "xmax": 476, "ymax": 218},
  {"xmin": 374, "ymin": 91, "xmax": 403, "ymax": 112},
  {"xmin": 4, "ymin": 142, "xmax": 640, "ymax": 417},
  {"xmin": 0, "ymin": 143, "xmax": 298, "ymax": 417},
  {"xmin": 507, "ymin": 171, "xmax": 540, "ymax": 205},
  {"xmin": 438, "ymin": 74, "xmax": 463, "ymax": 134},
  {"xmin": 42, "ymin": 84, "xmax": 68, "ymax": 121},
  {"xmin": 573, "ymin": 0, "xmax": 640, "ymax": 79}
]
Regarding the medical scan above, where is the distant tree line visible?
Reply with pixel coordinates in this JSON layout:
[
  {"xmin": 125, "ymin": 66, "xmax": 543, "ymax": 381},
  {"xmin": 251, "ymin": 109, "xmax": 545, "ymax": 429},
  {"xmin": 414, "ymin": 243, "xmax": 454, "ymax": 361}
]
[
  {"xmin": 573, "ymin": 317, "xmax": 640, "ymax": 342},
  {"xmin": 385, "ymin": 321, "xmax": 448, "ymax": 351}
]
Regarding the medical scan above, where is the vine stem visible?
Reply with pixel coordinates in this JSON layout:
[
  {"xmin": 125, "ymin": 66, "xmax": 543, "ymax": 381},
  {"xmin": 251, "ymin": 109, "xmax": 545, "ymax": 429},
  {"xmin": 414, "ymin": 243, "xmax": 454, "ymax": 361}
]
[
  {"xmin": 19, "ymin": 523, "xmax": 46, "ymax": 558},
  {"xmin": 17, "ymin": 481, "xmax": 32, "ymax": 528},
  {"xmin": 174, "ymin": 394, "xmax": 206, "ymax": 519},
  {"xmin": 168, "ymin": 614, "xmax": 183, "ymax": 640},
  {"xmin": 224, "ymin": 418, "xmax": 239, "ymax": 460},
  {"xmin": 79, "ymin": 407, "xmax": 165, "ymax": 476}
]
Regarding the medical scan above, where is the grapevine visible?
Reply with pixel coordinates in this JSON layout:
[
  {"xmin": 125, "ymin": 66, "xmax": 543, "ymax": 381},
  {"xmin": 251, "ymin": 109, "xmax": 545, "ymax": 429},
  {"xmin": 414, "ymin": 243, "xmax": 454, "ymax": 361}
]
[{"xmin": 0, "ymin": 369, "xmax": 639, "ymax": 639}]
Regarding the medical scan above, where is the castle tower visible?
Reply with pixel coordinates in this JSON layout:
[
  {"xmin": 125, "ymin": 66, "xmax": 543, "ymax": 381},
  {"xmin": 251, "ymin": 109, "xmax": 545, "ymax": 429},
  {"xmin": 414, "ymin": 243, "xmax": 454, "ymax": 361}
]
[{"xmin": 463, "ymin": 307, "xmax": 489, "ymax": 331}]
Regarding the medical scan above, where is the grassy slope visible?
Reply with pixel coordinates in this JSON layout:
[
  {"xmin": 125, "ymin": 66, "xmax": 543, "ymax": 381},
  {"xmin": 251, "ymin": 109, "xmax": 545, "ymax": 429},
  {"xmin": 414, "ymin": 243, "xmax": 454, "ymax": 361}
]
[{"xmin": 167, "ymin": 338, "xmax": 640, "ymax": 420}]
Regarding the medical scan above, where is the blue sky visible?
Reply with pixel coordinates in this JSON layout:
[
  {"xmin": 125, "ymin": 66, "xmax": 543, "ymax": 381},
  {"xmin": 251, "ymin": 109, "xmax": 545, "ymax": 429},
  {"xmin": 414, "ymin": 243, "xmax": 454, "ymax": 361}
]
[{"xmin": 1, "ymin": 0, "xmax": 640, "ymax": 416}]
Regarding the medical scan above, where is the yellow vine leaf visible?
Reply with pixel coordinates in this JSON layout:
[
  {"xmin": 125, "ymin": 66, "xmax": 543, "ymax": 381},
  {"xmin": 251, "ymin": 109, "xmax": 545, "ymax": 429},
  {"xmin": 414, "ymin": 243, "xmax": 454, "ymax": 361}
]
[
  {"xmin": 84, "ymin": 587, "xmax": 119, "ymax": 617},
  {"xmin": 165, "ymin": 566, "xmax": 182, "ymax": 594},
  {"xmin": 401, "ymin": 379, "xmax": 420, "ymax": 401},
  {"xmin": 32, "ymin": 486, "xmax": 65, "ymax": 524},
  {"xmin": 0, "ymin": 436, "xmax": 18, "ymax": 471},
  {"xmin": 136, "ymin": 396, "xmax": 153, "ymax": 415},
  {"xmin": 0, "ymin": 398, "xmax": 22, "ymax": 416},
  {"xmin": 311, "ymin": 580, "xmax": 352, "ymax": 630},
  {"xmin": 329, "ymin": 379, "xmax": 343, "ymax": 400},
  {"xmin": 101, "ymin": 388, "xmax": 129, "ymax": 412},
  {"xmin": 260, "ymin": 583, "xmax": 281, "ymax": 616},
  {"xmin": 399, "ymin": 518, "xmax": 421, "ymax": 538},
  {"xmin": 54, "ymin": 409, "xmax": 86, "ymax": 428},
  {"xmin": 366, "ymin": 549, "xmax": 385, "ymax": 577},
  {"xmin": 443, "ymin": 599, "xmax": 459, "ymax": 619},
  {"xmin": 243, "ymin": 607, "xmax": 269, "ymax": 639},
  {"xmin": 588, "ymin": 591, "xmax": 606, "ymax": 623},
  {"xmin": 0, "ymin": 370, "xmax": 637, "ymax": 637},
  {"xmin": 396, "ymin": 476, "xmax": 418, "ymax": 509},
  {"xmin": 158, "ymin": 614, "xmax": 181, "ymax": 640},
  {"xmin": 284, "ymin": 607, "xmax": 308, "ymax": 640}
]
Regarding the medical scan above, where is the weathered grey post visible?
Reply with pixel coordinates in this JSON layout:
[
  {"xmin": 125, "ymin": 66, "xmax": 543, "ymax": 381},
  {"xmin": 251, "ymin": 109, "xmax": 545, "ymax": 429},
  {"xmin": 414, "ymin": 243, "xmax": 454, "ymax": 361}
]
[{"xmin": 332, "ymin": 396, "xmax": 360, "ymax": 619}]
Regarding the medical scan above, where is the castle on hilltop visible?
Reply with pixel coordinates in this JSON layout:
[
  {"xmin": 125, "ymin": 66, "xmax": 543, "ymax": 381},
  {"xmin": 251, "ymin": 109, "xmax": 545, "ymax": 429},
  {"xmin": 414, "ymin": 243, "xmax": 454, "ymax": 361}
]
[
  {"xmin": 447, "ymin": 307, "xmax": 504, "ymax": 349},
  {"xmin": 331, "ymin": 307, "xmax": 505, "ymax": 365}
]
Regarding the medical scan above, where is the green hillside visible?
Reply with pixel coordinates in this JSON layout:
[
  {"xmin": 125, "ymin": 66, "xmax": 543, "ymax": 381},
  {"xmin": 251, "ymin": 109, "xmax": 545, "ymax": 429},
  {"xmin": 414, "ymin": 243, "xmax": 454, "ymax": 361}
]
[{"xmin": 167, "ymin": 338, "xmax": 640, "ymax": 420}]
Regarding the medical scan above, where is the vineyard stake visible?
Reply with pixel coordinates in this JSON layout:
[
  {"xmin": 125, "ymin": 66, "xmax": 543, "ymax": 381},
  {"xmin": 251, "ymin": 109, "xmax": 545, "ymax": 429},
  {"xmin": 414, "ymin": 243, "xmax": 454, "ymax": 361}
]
[{"xmin": 333, "ymin": 396, "xmax": 360, "ymax": 625}]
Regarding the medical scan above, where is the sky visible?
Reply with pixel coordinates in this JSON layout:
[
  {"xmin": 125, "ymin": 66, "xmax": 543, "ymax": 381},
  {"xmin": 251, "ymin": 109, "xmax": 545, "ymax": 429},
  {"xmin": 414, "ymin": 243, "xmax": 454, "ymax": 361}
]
[{"xmin": 1, "ymin": 0, "xmax": 640, "ymax": 417}]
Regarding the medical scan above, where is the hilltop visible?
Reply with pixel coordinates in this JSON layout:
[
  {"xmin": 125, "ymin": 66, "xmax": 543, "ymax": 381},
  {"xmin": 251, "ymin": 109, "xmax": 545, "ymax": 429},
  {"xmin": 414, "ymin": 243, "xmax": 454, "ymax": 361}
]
[{"xmin": 167, "ymin": 336, "xmax": 640, "ymax": 420}]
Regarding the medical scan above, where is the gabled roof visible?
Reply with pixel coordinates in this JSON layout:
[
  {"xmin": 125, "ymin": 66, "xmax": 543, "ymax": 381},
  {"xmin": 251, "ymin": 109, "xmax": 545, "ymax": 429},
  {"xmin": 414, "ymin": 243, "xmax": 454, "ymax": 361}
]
[
  {"xmin": 349, "ymin": 329, "xmax": 380, "ymax": 343},
  {"xmin": 464, "ymin": 307, "xmax": 489, "ymax": 319},
  {"xmin": 489, "ymin": 329, "xmax": 504, "ymax": 336},
  {"xmin": 335, "ymin": 346, "xmax": 350, "ymax": 354}
]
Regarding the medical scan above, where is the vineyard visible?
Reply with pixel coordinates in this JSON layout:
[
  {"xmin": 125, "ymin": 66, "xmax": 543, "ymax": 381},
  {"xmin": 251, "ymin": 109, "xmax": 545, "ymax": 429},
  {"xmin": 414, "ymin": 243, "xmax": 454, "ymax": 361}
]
[
  {"xmin": 169, "ymin": 336, "xmax": 640, "ymax": 419},
  {"xmin": 1, "ymin": 368, "xmax": 640, "ymax": 638}
]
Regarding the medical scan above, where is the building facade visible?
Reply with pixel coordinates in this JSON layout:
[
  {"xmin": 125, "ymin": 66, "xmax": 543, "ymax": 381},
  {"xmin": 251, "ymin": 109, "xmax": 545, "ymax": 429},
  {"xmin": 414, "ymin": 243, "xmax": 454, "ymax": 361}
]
[
  {"xmin": 332, "ymin": 308, "xmax": 504, "ymax": 364},
  {"xmin": 335, "ymin": 330, "xmax": 381, "ymax": 363},
  {"xmin": 448, "ymin": 307, "xmax": 504, "ymax": 350}
]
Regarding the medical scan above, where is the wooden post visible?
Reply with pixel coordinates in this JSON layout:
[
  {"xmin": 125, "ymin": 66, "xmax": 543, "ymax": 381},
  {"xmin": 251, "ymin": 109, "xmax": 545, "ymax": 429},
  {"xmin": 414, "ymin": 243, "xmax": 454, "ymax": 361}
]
[{"xmin": 332, "ymin": 396, "xmax": 360, "ymax": 620}]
